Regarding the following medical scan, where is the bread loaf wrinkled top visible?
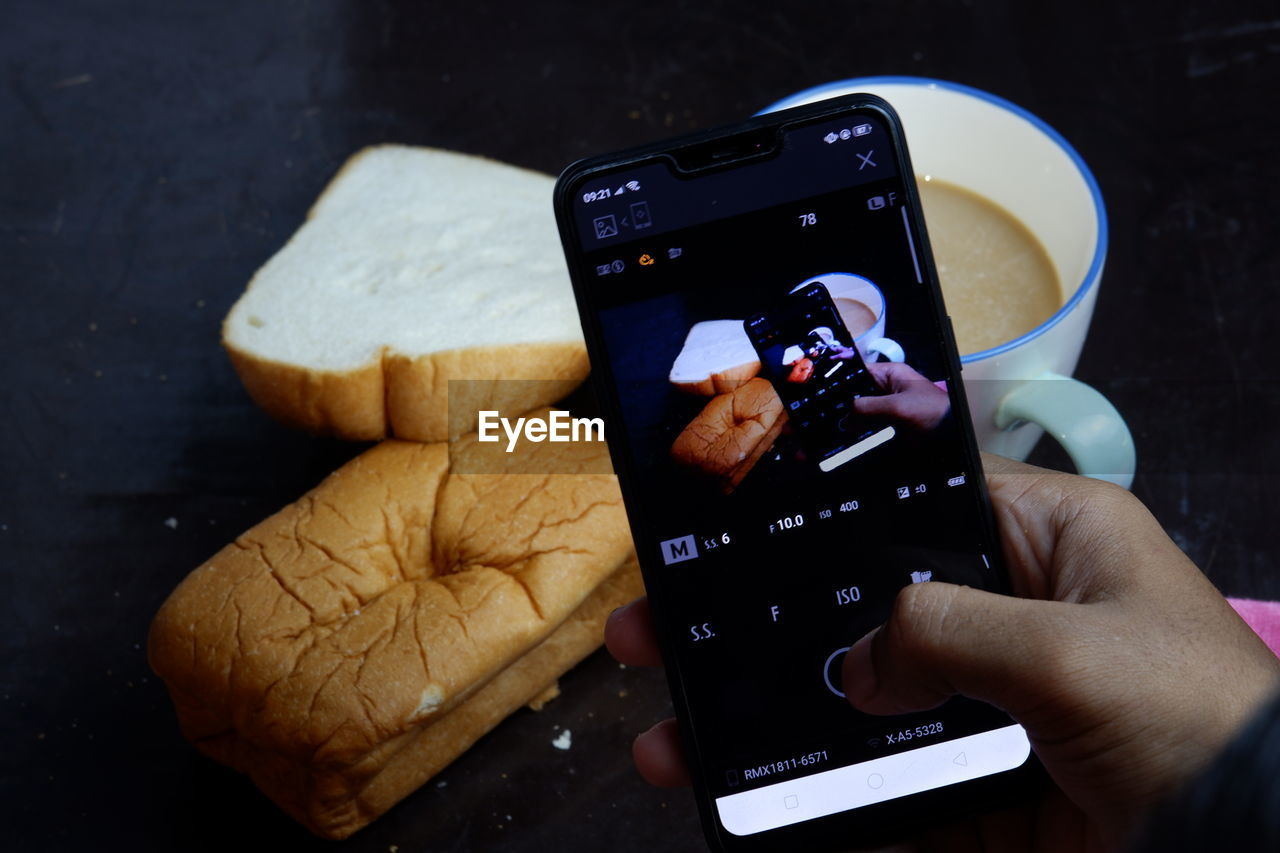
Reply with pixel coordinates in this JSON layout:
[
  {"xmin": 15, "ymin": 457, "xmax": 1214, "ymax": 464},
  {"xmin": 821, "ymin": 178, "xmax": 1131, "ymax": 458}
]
[{"xmin": 148, "ymin": 429, "xmax": 631, "ymax": 768}]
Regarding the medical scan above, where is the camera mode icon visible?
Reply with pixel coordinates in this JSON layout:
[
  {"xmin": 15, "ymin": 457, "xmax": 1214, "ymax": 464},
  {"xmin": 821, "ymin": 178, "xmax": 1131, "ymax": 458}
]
[{"xmin": 659, "ymin": 535, "xmax": 699, "ymax": 565}]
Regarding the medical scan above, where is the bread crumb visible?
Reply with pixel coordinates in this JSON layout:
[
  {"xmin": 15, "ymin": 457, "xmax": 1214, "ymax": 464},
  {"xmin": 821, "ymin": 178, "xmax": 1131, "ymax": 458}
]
[
  {"xmin": 248, "ymin": 315, "xmax": 265, "ymax": 328},
  {"xmin": 551, "ymin": 729, "xmax": 572, "ymax": 750},
  {"xmin": 164, "ymin": 517, "xmax": 178, "ymax": 530}
]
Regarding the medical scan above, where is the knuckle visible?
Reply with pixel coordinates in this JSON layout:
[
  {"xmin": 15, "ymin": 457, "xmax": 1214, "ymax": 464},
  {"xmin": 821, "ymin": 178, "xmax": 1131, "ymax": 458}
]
[{"xmin": 1063, "ymin": 472, "xmax": 1138, "ymax": 514}]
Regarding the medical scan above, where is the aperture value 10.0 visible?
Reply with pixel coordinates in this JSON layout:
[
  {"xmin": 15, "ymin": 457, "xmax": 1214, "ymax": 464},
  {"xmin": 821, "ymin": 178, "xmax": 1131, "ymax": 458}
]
[{"xmin": 769, "ymin": 513, "xmax": 804, "ymax": 535}]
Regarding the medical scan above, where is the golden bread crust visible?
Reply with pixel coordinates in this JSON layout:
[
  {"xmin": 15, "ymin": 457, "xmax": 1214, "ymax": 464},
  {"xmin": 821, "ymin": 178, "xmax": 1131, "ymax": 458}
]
[
  {"xmin": 670, "ymin": 378, "xmax": 786, "ymax": 492},
  {"xmin": 223, "ymin": 339, "xmax": 590, "ymax": 443},
  {"xmin": 148, "ymin": 430, "xmax": 635, "ymax": 838}
]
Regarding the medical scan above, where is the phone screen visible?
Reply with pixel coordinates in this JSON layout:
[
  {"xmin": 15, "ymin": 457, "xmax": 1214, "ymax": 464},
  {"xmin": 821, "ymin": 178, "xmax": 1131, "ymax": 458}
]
[{"xmin": 557, "ymin": 102, "xmax": 1033, "ymax": 847}]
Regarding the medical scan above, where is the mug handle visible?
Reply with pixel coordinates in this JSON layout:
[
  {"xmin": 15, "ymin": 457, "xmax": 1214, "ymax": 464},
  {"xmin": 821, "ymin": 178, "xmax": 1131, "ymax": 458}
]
[
  {"xmin": 994, "ymin": 371, "xmax": 1136, "ymax": 489},
  {"xmin": 864, "ymin": 336, "xmax": 905, "ymax": 363}
]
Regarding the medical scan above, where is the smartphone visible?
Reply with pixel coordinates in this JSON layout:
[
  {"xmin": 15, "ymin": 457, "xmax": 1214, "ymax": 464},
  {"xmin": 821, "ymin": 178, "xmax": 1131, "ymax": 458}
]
[
  {"xmin": 744, "ymin": 281, "xmax": 893, "ymax": 471},
  {"xmin": 554, "ymin": 94, "xmax": 1037, "ymax": 851}
]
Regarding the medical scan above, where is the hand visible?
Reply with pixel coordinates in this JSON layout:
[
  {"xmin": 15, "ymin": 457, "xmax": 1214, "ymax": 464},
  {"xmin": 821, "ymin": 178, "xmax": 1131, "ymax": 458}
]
[
  {"xmin": 853, "ymin": 361, "xmax": 951, "ymax": 431},
  {"xmin": 604, "ymin": 456, "xmax": 1280, "ymax": 851}
]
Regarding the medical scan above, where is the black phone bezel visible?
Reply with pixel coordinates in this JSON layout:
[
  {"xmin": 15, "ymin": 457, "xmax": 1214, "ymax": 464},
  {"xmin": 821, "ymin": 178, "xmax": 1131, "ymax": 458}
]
[{"xmin": 553, "ymin": 93, "xmax": 1042, "ymax": 853}]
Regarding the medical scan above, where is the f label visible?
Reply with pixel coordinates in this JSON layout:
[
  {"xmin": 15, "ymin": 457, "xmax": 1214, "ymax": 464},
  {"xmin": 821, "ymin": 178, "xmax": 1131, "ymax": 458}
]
[{"xmin": 477, "ymin": 410, "xmax": 605, "ymax": 453}]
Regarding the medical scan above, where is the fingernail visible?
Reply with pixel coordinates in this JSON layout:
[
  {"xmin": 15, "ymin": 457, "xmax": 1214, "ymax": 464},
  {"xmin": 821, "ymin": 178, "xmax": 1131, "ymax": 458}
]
[{"xmin": 842, "ymin": 627, "xmax": 880, "ymax": 708}]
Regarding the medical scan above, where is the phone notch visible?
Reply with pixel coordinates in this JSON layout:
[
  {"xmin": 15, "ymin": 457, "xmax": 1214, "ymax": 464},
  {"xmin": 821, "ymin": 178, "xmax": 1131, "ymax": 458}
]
[{"xmin": 668, "ymin": 126, "xmax": 782, "ymax": 174}]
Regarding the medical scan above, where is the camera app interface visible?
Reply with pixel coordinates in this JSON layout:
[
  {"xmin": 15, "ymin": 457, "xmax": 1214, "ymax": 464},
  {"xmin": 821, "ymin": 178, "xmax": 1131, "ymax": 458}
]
[{"xmin": 568, "ymin": 114, "xmax": 1031, "ymax": 837}]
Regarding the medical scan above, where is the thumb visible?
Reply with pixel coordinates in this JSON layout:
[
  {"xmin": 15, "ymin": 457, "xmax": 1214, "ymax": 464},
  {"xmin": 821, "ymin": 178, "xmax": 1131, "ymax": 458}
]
[{"xmin": 842, "ymin": 581, "xmax": 1062, "ymax": 717}]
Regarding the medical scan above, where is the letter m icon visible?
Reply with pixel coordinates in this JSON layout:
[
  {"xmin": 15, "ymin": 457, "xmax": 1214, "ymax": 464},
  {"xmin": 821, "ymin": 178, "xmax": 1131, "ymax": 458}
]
[{"xmin": 659, "ymin": 535, "xmax": 699, "ymax": 566}]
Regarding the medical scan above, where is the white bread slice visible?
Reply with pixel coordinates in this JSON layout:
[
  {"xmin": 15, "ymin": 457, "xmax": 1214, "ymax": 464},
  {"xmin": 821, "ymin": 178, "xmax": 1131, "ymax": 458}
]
[
  {"xmin": 222, "ymin": 145, "xmax": 588, "ymax": 442},
  {"xmin": 669, "ymin": 319, "xmax": 761, "ymax": 395}
]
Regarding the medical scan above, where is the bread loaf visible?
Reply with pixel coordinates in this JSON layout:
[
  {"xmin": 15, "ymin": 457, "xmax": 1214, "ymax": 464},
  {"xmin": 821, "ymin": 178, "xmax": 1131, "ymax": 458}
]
[
  {"xmin": 222, "ymin": 146, "xmax": 589, "ymax": 442},
  {"xmin": 668, "ymin": 320, "xmax": 760, "ymax": 395},
  {"xmin": 148, "ymin": 425, "xmax": 638, "ymax": 838},
  {"xmin": 670, "ymin": 378, "xmax": 785, "ymax": 493}
]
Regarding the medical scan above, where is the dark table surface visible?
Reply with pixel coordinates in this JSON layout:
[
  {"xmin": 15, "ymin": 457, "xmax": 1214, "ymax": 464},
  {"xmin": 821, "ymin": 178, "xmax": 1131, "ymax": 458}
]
[{"xmin": 4, "ymin": 1, "xmax": 1279, "ymax": 850}]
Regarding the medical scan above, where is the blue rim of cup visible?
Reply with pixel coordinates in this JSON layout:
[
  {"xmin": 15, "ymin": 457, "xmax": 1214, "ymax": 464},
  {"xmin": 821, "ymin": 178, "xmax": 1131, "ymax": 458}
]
[{"xmin": 757, "ymin": 76, "xmax": 1108, "ymax": 365}]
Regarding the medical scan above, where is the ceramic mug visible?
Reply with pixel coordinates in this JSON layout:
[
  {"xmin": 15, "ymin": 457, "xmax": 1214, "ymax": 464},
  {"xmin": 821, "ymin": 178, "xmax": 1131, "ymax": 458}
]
[
  {"xmin": 763, "ymin": 77, "xmax": 1136, "ymax": 488},
  {"xmin": 793, "ymin": 273, "xmax": 905, "ymax": 363}
]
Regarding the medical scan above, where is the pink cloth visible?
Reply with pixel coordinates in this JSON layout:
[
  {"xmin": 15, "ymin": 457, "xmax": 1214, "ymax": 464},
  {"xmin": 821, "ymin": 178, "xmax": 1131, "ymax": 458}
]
[{"xmin": 1228, "ymin": 597, "xmax": 1280, "ymax": 656}]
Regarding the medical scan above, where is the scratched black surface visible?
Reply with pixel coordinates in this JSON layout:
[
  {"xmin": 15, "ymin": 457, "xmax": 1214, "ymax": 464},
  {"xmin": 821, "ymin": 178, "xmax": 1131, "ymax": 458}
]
[{"xmin": 2, "ymin": 1, "xmax": 1279, "ymax": 850}]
